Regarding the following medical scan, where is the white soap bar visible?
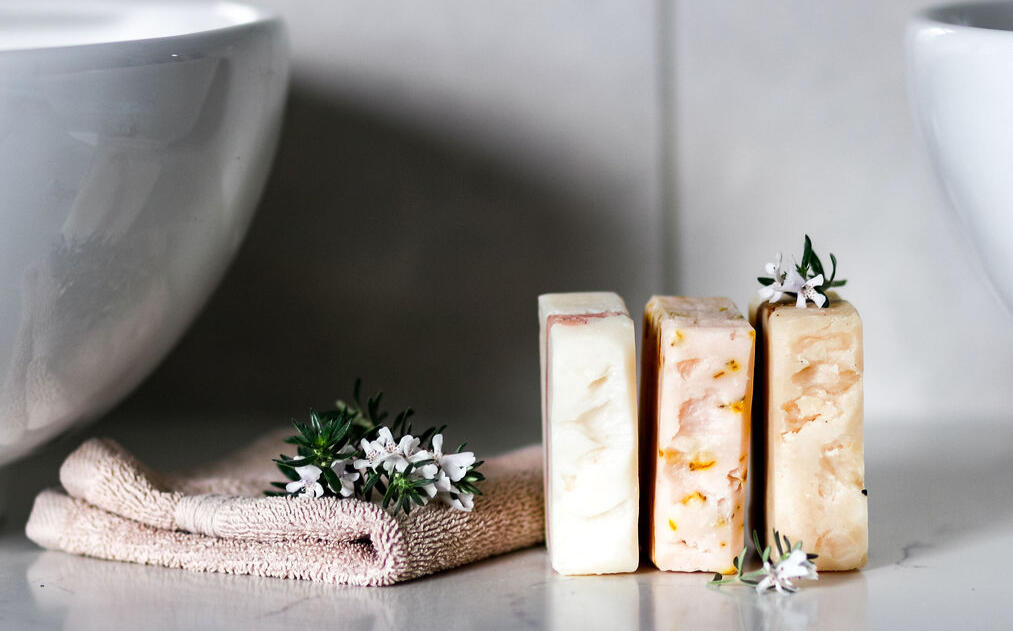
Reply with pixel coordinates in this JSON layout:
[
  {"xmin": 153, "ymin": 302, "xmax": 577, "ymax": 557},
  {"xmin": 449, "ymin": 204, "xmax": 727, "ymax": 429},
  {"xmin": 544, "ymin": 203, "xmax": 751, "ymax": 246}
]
[
  {"xmin": 641, "ymin": 296, "xmax": 753, "ymax": 573},
  {"xmin": 539, "ymin": 292, "xmax": 639, "ymax": 575},
  {"xmin": 754, "ymin": 299, "xmax": 868, "ymax": 570}
]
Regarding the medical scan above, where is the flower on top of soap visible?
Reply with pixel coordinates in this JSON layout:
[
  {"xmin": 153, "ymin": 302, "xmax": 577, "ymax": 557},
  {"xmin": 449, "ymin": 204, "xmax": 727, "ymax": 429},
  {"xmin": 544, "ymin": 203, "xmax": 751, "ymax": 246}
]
[
  {"xmin": 757, "ymin": 235, "xmax": 847, "ymax": 308},
  {"xmin": 268, "ymin": 380, "xmax": 484, "ymax": 517}
]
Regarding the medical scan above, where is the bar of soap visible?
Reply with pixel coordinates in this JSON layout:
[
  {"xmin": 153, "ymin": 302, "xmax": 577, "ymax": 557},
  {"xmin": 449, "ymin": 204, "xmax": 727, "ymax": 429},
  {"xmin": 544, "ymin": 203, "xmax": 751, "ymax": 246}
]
[
  {"xmin": 538, "ymin": 292, "xmax": 639, "ymax": 575},
  {"xmin": 641, "ymin": 296, "xmax": 753, "ymax": 572},
  {"xmin": 753, "ymin": 299, "xmax": 867, "ymax": 570}
]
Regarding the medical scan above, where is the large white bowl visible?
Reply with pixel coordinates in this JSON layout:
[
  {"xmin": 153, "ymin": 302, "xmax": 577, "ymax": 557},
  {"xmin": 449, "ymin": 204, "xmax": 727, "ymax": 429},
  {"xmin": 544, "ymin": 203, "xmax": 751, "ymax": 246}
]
[
  {"xmin": 0, "ymin": 2, "xmax": 288, "ymax": 465},
  {"xmin": 908, "ymin": 2, "xmax": 1013, "ymax": 313}
]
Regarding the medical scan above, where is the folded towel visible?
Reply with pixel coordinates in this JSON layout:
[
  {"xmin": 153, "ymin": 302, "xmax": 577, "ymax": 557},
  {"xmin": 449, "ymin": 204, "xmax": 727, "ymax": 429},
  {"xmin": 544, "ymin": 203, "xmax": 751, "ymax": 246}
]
[{"xmin": 25, "ymin": 430, "xmax": 544, "ymax": 586}]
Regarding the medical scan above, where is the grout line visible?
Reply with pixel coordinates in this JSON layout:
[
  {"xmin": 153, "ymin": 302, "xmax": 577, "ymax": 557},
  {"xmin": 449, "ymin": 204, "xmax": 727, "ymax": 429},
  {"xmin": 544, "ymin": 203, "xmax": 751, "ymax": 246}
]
[{"xmin": 655, "ymin": 0, "xmax": 677, "ymax": 295}]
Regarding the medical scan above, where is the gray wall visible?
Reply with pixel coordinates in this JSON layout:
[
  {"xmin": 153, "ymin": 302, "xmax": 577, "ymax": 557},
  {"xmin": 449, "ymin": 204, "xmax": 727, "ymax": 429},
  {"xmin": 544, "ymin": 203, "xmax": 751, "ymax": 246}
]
[
  {"xmin": 114, "ymin": 0, "xmax": 1009, "ymax": 456},
  {"xmin": 114, "ymin": 0, "xmax": 664, "ymax": 453}
]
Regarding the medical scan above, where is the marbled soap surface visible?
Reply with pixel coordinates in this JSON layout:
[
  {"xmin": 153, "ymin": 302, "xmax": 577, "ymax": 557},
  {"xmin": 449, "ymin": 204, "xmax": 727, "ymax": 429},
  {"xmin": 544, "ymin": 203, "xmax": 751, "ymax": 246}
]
[{"xmin": 1, "ymin": 415, "xmax": 1011, "ymax": 630}]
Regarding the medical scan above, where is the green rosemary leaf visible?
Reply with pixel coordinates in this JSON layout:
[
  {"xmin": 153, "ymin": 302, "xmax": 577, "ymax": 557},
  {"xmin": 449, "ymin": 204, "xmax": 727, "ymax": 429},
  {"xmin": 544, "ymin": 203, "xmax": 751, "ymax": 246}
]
[
  {"xmin": 801, "ymin": 234, "xmax": 813, "ymax": 271},
  {"xmin": 361, "ymin": 472, "xmax": 380, "ymax": 498},
  {"xmin": 828, "ymin": 279, "xmax": 847, "ymax": 287},
  {"xmin": 757, "ymin": 276, "xmax": 775, "ymax": 286},
  {"xmin": 276, "ymin": 462, "xmax": 300, "ymax": 481},
  {"xmin": 711, "ymin": 572, "xmax": 724, "ymax": 583},
  {"xmin": 752, "ymin": 530, "xmax": 764, "ymax": 556},
  {"xmin": 382, "ymin": 480, "xmax": 395, "ymax": 508},
  {"xmin": 810, "ymin": 250, "xmax": 825, "ymax": 278},
  {"xmin": 321, "ymin": 466, "xmax": 342, "ymax": 494},
  {"xmin": 828, "ymin": 252, "xmax": 838, "ymax": 284},
  {"xmin": 774, "ymin": 530, "xmax": 784, "ymax": 557},
  {"xmin": 392, "ymin": 409, "xmax": 415, "ymax": 436},
  {"xmin": 367, "ymin": 392, "xmax": 384, "ymax": 424},
  {"xmin": 269, "ymin": 481, "xmax": 288, "ymax": 489},
  {"xmin": 274, "ymin": 456, "xmax": 314, "ymax": 468}
]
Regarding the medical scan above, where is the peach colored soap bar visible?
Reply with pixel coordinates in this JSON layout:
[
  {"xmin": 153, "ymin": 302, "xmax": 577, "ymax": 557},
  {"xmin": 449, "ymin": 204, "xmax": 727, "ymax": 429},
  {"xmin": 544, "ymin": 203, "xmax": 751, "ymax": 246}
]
[
  {"xmin": 753, "ymin": 299, "xmax": 868, "ymax": 571},
  {"xmin": 641, "ymin": 296, "xmax": 753, "ymax": 573},
  {"xmin": 539, "ymin": 292, "xmax": 639, "ymax": 575}
]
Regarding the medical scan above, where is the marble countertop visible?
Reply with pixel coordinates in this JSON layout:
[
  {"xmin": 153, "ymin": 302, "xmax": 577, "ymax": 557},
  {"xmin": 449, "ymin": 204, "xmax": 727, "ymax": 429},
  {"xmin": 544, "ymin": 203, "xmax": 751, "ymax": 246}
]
[{"xmin": 1, "ymin": 416, "xmax": 1010, "ymax": 630}]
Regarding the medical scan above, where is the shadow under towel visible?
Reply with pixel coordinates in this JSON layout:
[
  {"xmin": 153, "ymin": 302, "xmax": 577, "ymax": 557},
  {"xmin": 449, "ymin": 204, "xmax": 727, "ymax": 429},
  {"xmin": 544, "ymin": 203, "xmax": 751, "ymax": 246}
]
[{"xmin": 25, "ymin": 430, "xmax": 544, "ymax": 586}]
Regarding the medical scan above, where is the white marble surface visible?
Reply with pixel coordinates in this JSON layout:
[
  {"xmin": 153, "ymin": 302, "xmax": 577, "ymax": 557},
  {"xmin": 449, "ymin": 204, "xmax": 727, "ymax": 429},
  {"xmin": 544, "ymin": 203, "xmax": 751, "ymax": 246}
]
[{"xmin": 1, "ymin": 415, "xmax": 1011, "ymax": 629}]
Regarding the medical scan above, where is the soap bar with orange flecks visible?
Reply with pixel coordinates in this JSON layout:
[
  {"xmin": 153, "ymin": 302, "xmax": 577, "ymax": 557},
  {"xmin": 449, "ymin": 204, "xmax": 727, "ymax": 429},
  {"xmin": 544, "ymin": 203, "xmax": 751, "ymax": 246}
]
[
  {"xmin": 539, "ymin": 292, "xmax": 639, "ymax": 575},
  {"xmin": 752, "ymin": 299, "xmax": 867, "ymax": 571},
  {"xmin": 641, "ymin": 296, "xmax": 753, "ymax": 572}
]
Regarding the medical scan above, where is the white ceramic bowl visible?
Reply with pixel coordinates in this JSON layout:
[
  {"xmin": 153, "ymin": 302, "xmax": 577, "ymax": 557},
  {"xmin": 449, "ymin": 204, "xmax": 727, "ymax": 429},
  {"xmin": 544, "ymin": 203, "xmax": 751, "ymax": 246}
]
[
  {"xmin": 908, "ymin": 2, "xmax": 1013, "ymax": 312},
  {"xmin": 0, "ymin": 2, "xmax": 287, "ymax": 465}
]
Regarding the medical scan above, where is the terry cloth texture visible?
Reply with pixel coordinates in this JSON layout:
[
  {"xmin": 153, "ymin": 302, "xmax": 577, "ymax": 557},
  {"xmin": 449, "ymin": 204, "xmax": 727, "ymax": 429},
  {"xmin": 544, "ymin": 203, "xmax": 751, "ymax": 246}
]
[{"xmin": 25, "ymin": 430, "xmax": 544, "ymax": 586}]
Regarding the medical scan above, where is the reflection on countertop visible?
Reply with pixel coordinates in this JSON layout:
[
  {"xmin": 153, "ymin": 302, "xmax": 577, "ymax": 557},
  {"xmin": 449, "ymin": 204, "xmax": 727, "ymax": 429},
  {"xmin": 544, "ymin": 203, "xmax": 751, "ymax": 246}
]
[
  {"xmin": 1, "ymin": 415, "xmax": 1011, "ymax": 629},
  {"xmin": 10, "ymin": 541, "xmax": 870, "ymax": 631}
]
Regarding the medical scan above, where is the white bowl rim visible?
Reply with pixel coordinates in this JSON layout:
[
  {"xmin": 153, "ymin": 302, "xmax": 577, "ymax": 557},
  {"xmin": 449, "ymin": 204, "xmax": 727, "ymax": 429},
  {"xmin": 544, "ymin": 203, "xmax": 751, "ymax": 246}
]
[
  {"xmin": 914, "ymin": 1, "xmax": 1013, "ymax": 35},
  {"xmin": 0, "ymin": 0, "xmax": 280, "ymax": 56}
]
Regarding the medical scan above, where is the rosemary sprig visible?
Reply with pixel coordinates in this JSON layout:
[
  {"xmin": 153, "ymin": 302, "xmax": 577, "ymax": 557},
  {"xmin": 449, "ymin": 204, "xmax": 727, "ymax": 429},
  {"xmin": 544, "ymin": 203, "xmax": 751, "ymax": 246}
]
[
  {"xmin": 757, "ymin": 234, "xmax": 847, "ymax": 308},
  {"xmin": 710, "ymin": 529, "xmax": 819, "ymax": 593},
  {"xmin": 266, "ymin": 380, "xmax": 483, "ymax": 517}
]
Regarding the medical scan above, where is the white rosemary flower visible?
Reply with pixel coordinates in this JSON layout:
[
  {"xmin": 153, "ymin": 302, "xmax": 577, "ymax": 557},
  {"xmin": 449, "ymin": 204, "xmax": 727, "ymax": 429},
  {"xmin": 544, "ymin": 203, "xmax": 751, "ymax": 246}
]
[
  {"xmin": 329, "ymin": 461, "xmax": 360, "ymax": 497},
  {"xmin": 758, "ymin": 255, "xmax": 805, "ymax": 304},
  {"xmin": 405, "ymin": 448, "xmax": 438, "ymax": 479},
  {"xmin": 285, "ymin": 464, "xmax": 325, "ymax": 498},
  {"xmin": 764, "ymin": 252, "xmax": 784, "ymax": 278},
  {"xmin": 795, "ymin": 274, "xmax": 827, "ymax": 309},
  {"xmin": 431, "ymin": 434, "xmax": 476, "ymax": 482},
  {"xmin": 755, "ymin": 549, "xmax": 819, "ymax": 594},
  {"xmin": 352, "ymin": 435, "xmax": 386, "ymax": 471},
  {"xmin": 448, "ymin": 492, "xmax": 475, "ymax": 512}
]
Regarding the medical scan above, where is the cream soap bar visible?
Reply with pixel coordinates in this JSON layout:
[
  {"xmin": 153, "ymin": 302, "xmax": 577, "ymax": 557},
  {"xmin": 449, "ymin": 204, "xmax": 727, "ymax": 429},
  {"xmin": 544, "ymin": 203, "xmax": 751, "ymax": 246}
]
[
  {"xmin": 641, "ymin": 296, "xmax": 753, "ymax": 572},
  {"xmin": 754, "ymin": 299, "xmax": 867, "ymax": 570},
  {"xmin": 539, "ymin": 292, "xmax": 639, "ymax": 575}
]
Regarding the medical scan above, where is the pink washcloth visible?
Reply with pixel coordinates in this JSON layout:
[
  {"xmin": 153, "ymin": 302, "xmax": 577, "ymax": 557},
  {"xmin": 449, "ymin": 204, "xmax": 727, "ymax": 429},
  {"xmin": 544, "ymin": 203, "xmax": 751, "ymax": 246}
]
[{"xmin": 26, "ymin": 429, "xmax": 544, "ymax": 586}]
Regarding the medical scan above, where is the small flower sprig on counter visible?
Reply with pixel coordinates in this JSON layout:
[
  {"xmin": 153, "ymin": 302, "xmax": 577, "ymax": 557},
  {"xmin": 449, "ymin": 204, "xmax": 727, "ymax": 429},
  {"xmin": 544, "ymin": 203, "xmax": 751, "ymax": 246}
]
[
  {"xmin": 267, "ymin": 380, "xmax": 484, "ymax": 517},
  {"xmin": 710, "ymin": 530, "xmax": 819, "ymax": 594},
  {"xmin": 757, "ymin": 235, "xmax": 846, "ymax": 308}
]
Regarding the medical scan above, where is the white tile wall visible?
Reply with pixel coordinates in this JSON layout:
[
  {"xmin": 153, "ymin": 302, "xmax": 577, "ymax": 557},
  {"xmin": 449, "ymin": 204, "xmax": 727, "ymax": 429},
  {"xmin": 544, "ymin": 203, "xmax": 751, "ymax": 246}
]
[
  {"xmin": 671, "ymin": 0, "xmax": 1013, "ymax": 421},
  {"xmin": 133, "ymin": 0, "xmax": 1008, "ymax": 445}
]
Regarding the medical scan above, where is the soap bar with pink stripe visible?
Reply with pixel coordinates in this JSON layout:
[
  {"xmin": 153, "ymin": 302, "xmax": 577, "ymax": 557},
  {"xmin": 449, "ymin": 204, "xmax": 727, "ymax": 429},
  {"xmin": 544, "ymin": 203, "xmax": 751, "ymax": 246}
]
[
  {"xmin": 641, "ymin": 296, "xmax": 753, "ymax": 573},
  {"xmin": 538, "ymin": 292, "xmax": 639, "ymax": 575}
]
